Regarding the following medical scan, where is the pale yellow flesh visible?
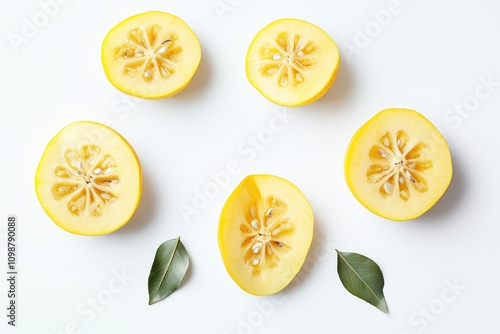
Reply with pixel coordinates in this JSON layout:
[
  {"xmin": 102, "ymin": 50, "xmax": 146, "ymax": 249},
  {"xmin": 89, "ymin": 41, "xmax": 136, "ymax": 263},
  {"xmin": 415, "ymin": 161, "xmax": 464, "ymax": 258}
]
[
  {"xmin": 218, "ymin": 175, "xmax": 314, "ymax": 296},
  {"xmin": 102, "ymin": 11, "xmax": 201, "ymax": 99},
  {"xmin": 35, "ymin": 121, "xmax": 142, "ymax": 235},
  {"xmin": 345, "ymin": 108, "xmax": 452, "ymax": 221},
  {"xmin": 246, "ymin": 18, "xmax": 340, "ymax": 107}
]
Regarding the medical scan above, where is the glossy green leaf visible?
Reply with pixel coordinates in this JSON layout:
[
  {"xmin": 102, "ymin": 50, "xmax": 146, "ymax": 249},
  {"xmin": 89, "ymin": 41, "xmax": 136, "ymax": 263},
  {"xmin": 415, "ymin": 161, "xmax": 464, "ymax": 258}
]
[
  {"xmin": 336, "ymin": 250, "xmax": 388, "ymax": 313},
  {"xmin": 148, "ymin": 237, "xmax": 190, "ymax": 305}
]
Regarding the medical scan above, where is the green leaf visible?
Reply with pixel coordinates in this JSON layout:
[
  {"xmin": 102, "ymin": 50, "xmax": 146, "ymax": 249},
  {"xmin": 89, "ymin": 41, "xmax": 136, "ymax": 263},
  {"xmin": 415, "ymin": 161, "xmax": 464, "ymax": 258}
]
[
  {"xmin": 336, "ymin": 250, "xmax": 388, "ymax": 313},
  {"xmin": 148, "ymin": 236, "xmax": 190, "ymax": 305}
]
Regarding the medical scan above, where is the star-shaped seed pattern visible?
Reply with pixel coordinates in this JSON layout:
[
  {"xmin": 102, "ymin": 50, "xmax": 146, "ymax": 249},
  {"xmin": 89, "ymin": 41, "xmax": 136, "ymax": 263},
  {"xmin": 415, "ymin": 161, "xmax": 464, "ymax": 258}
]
[
  {"xmin": 240, "ymin": 197, "xmax": 294, "ymax": 274},
  {"xmin": 259, "ymin": 31, "xmax": 318, "ymax": 87},
  {"xmin": 366, "ymin": 131, "xmax": 432, "ymax": 201},
  {"xmin": 115, "ymin": 25, "xmax": 183, "ymax": 81},
  {"xmin": 51, "ymin": 145, "xmax": 120, "ymax": 217}
]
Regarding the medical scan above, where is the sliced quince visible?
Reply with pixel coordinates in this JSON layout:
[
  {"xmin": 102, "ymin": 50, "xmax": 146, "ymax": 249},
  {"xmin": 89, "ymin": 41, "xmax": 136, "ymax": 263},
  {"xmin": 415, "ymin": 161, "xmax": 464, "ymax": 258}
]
[
  {"xmin": 246, "ymin": 18, "xmax": 340, "ymax": 107},
  {"xmin": 101, "ymin": 11, "xmax": 201, "ymax": 99},
  {"xmin": 345, "ymin": 108, "xmax": 452, "ymax": 221},
  {"xmin": 35, "ymin": 121, "xmax": 142, "ymax": 235},
  {"xmin": 218, "ymin": 174, "xmax": 314, "ymax": 296}
]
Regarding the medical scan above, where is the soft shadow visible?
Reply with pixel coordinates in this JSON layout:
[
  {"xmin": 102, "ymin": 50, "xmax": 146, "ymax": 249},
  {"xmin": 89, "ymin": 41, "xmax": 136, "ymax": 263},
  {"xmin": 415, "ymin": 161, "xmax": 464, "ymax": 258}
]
[
  {"xmin": 114, "ymin": 171, "xmax": 157, "ymax": 235},
  {"xmin": 171, "ymin": 45, "xmax": 212, "ymax": 100},
  {"xmin": 313, "ymin": 59, "xmax": 354, "ymax": 109},
  {"xmin": 280, "ymin": 215, "xmax": 326, "ymax": 294},
  {"xmin": 419, "ymin": 152, "xmax": 466, "ymax": 222}
]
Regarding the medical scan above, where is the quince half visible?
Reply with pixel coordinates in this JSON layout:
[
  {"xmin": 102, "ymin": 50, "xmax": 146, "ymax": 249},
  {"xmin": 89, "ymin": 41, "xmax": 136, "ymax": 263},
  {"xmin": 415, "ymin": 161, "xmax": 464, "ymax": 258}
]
[
  {"xmin": 246, "ymin": 18, "xmax": 340, "ymax": 107},
  {"xmin": 35, "ymin": 121, "xmax": 142, "ymax": 235},
  {"xmin": 101, "ymin": 11, "xmax": 201, "ymax": 99},
  {"xmin": 344, "ymin": 108, "xmax": 452, "ymax": 221},
  {"xmin": 218, "ymin": 174, "xmax": 314, "ymax": 295}
]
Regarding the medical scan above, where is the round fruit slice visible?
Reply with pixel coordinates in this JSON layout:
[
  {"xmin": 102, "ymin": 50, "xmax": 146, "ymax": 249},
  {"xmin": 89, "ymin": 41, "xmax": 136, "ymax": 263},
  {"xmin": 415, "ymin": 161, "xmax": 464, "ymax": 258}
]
[
  {"xmin": 218, "ymin": 174, "xmax": 314, "ymax": 296},
  {"xmin": 345, "ymin": 108, "xmax": 452, "ymax": 221},
  {"xmin": 246, "ymin": 18, "xmax": 340, "ymax": 107},
  {"xmin": 35, "ymin": 121, "xmax": 142, "ymax": 235},
  {"xmin": 101, "ymin": 11, "xmax": 201, "ymax": 99}
]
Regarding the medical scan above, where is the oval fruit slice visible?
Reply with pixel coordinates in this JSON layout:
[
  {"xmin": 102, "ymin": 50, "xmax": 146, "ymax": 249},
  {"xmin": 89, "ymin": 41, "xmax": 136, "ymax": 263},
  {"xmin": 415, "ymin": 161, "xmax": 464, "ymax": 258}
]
[
  {"xmin": 246, "ymin": 18, "xmax": 340, "ymax": 107},
  {"xmin": 218, "ymin": 174, "xmax": 314, "ymax": 295},
  {"xmin": 101, "ymin": 11, "xmax": 201, "ymax": 99},
  {"xmin": 35, "ymin": 121, "xmax": 142, "ymax": 235},
  {"xmin": 345, "ymin": 108, "xmax": 452, "ymax": 221}
]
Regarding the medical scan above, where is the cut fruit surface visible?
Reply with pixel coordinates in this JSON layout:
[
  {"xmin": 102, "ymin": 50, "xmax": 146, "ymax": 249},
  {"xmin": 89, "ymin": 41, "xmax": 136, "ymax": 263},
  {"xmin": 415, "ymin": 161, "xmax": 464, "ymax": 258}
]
[
  {"xmin": 101, "ymin": 11, "xmax": 201, "ymax": 99},
  {"xmin": 35, "ymin": 121, "xmax": 142, "ymax": 235},
  {"xmin": 246, "ymin": 18, "xmax": 340, "ymax": 107},
  {"xmin": 345, "ymin": 108, "xmax": 452, "ymax": 221},
  {"xmin": 218, "ymin": 175, "xmax": 314, "ymax": 296}
]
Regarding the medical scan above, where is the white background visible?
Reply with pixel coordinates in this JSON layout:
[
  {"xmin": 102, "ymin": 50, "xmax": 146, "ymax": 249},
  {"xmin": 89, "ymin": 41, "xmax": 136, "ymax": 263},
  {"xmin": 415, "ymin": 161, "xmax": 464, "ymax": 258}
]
[{"xmin": 1, "ymin": 0, "xmax": 500, "ymax": 333}]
